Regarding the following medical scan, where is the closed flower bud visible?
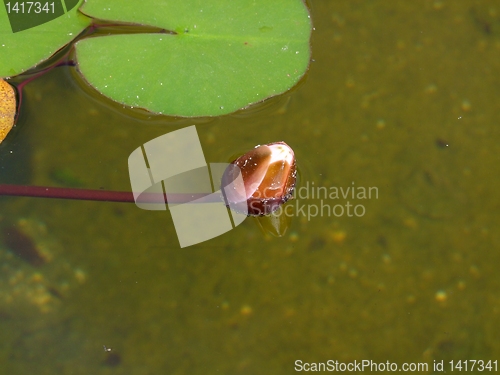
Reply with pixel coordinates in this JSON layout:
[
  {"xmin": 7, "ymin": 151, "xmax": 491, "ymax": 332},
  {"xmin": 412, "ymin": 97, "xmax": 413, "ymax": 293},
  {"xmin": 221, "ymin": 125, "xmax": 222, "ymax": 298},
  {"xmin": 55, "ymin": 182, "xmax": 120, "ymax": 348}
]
[{"xmin": 222, "ymin": 141, "xmax": 296, "ymax": 216}]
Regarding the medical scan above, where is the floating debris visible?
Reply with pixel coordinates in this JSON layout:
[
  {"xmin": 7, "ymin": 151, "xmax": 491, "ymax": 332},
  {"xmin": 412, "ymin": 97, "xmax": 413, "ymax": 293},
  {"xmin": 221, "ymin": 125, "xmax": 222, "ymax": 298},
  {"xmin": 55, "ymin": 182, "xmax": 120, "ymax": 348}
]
[
  {"xmin": 0, "ymin": 79, "xmax": 16, "ymax": 144},
  {"xmin": 435, "ymin": 138, "xmax": 449, "ymax": 149}
]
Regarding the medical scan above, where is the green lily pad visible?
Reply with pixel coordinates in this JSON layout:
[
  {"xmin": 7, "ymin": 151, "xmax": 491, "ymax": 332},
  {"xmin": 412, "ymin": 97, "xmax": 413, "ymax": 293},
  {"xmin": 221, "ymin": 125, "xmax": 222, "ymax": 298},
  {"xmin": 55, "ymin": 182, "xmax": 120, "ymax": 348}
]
[
  {"xmin": 0, "ymin": 0, "xmax": 91, "ymax": 77},
  {"xmin": 76, "ymin": 0, "xmax": 311, "ymax": 117}
]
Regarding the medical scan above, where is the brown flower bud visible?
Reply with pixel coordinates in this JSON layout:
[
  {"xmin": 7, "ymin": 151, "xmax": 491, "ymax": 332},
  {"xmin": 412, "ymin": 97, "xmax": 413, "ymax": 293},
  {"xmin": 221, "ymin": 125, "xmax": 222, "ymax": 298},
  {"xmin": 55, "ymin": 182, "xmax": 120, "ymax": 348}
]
[{"xmin": 222, "ymin": 141, "xmax": 296, "ymax": 216}]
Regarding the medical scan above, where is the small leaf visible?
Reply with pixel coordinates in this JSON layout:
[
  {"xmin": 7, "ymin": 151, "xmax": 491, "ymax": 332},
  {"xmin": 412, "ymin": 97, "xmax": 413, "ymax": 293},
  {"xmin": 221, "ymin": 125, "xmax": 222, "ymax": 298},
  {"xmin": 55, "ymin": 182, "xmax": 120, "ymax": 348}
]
[
  {"xmin": 0, "ymin": 0, "xmax": 91, "ymax": 77},
  {"xmin": 0, "ymin": 79, "xmax": 16, "ymax": 144},
  {"xmin": 76, "ymin": 0, "xmax": 311, "ymax": 117}
]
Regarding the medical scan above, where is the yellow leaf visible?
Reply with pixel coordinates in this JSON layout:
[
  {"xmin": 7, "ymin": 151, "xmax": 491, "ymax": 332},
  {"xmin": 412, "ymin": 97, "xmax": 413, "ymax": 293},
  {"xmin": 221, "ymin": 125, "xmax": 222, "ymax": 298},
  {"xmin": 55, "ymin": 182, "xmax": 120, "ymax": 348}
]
[{"xmin": 0, "ymin": 79, "xmax": 16, "ymax": 144}]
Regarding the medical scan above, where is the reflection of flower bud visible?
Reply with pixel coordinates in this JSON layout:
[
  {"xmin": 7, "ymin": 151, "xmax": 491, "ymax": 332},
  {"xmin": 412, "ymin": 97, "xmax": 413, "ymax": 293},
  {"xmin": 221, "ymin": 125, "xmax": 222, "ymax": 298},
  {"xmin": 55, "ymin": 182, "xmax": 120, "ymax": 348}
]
[{"xmin": 222, "ymin": 142, "xmax": 296, "ymax": 216}]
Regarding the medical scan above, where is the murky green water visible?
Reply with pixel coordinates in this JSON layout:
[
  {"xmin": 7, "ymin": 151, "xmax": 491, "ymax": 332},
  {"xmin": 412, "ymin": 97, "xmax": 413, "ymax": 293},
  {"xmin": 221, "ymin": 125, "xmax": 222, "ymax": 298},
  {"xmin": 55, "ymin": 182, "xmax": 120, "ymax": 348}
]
[{"xmin": 1, "ymin": 1, "xmax": 500, "ymax": 374}]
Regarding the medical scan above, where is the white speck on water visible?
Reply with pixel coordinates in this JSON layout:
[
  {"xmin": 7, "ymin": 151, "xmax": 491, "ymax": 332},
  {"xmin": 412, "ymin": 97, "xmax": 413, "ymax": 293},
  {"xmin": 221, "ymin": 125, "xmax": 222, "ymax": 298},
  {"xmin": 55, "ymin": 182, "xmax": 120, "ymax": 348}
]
[
  {"xmin": 295, "ymin": 51, "xmax": 299, "ymax": 54},
  {"xmin": 68, "ymin": 33, "xmax": 73, "ymax": 36},
  {"xmin": 136, "ymin": 95, "xmax": 139, "ymax": 99},
  {"xmin": 160, "ymin": 83, "xmax": 163, "ymax": 85},
  {"xmin": 220, "ymin": 106, "xmax": 224, "ymax": 109},
  {"xmin": 282, "ymin": 45, "xmax": 288, "ymax": 51}
]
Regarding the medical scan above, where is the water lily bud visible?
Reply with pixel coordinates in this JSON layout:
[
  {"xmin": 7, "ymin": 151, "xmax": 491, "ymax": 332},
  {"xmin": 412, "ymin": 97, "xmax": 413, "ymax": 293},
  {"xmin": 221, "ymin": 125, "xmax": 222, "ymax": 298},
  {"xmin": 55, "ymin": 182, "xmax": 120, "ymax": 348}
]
[
  {"xmin": 222, "ymin": 141, "xmax": 296, "ymax": 216},
  {"xmin": 0, "ymin": 79, "xmax": 16, "ymax": 144}
]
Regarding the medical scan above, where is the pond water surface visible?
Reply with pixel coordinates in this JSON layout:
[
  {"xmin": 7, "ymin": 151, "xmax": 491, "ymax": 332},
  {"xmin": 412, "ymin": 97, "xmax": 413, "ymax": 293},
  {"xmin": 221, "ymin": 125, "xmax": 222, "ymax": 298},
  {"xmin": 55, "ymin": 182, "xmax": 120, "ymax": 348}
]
[{"xmin": 1, "ymin": 1, "xmax": 500, "ymax": 374}]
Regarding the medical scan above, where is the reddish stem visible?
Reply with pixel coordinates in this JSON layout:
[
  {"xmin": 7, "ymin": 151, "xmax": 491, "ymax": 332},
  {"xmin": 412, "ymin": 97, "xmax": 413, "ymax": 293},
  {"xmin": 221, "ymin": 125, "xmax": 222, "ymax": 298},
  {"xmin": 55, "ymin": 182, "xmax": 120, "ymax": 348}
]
[
  {"xmin": 13, "ymin": 53, "xmax": 75, "ymax": 124},
  {"xmin": 15, "ymin": 59, "xmax": 76, "ymax": 93},
  {"xmin": 0, "ymin": 184, "xmax": 218, "ymax": 204}
]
